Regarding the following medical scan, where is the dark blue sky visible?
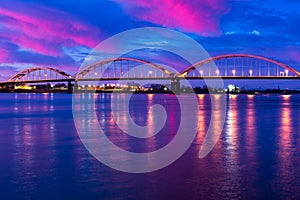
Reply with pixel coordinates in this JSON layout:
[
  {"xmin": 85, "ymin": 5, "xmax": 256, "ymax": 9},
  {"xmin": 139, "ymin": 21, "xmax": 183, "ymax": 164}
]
[{"xmin": 0, "ymin": 0, "xmax": 299, "ymax": 81}]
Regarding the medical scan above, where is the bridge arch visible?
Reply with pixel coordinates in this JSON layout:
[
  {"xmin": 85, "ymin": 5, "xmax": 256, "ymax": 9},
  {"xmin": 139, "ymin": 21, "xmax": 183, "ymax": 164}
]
[
  {"xmin": 181, "ymin": 54, "xmax": 300, "ymax": 77},
  {"xmin": 8, "ymin": 67, "xmax": 72, "ymax": 82},
  {"xmin": 75, "ymin": 57, "xmax": 173, "ymax": 79}
]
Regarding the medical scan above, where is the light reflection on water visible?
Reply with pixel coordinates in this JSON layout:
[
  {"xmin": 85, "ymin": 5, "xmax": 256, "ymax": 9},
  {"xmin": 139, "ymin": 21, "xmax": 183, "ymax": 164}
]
[{"xmin": 0, "ymin": 93, "xmax": 300, "ymax": 199}]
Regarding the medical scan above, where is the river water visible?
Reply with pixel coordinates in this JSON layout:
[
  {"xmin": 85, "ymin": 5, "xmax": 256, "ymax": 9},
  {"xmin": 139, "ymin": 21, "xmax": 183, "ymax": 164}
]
[{"xmin": 0, "ymin": 93, "xmax": 300, "ymax": 199}]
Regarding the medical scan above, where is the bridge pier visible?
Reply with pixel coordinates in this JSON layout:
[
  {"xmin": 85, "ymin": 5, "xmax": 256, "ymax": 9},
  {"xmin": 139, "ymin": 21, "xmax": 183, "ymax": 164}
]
[
  {"xmin": 171, "ymin": 78, "xmax": 181, "ymax": 94},
  {"xmin": 67, "ymin": 80, "xmax": 74, "ymax": 94},
  {"xmin": 0, "ymin": 83, "xmax": 5, "ymax": 91},
  {"xmin": 7, "ymin": 83, "xmax": 15, "ymax": 91},
  {"xmin": 73, "ymin": 82, "xmax": 79, "ymax": 93}
]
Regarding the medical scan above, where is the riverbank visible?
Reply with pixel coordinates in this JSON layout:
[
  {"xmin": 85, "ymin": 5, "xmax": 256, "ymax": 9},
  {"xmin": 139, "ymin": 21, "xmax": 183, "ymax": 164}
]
[{"xmin": 0, "ymin": 88, "xmax": 299, "ymax": 95}]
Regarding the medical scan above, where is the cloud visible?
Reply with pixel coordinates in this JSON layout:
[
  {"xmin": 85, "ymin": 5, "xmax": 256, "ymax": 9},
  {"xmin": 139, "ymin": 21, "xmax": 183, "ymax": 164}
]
[
  {"xmin": 225, "ymin": 31, "xmax": 237, "ymax": 35},
  {"xmin": 0, "ymin": 2, "xmax": 101, "ymax": 57},
  {"xmin": 250, "ymin": 30, "xmax": 260, "ymax": 36},
  {"xmin": 111, "ymin": 0, "xmax": 230, "ymax": 36},
  {"xmin": 0, "ymin": 64, "xmax": 21, "ymax": 80},
  {"xmin": 0, "ymin": 48, "xmax": 10, "ymax": 62},
  {"xmin": 224, "ymin": 30, "xmax": 260, "ymax": 36}
]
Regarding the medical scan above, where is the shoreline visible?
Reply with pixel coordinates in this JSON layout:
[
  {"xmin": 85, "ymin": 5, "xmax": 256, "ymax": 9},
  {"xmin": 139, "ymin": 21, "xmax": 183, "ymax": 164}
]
[{"xmin": 0, "ymin": 89, "xmax": 299, "ymax": 95}]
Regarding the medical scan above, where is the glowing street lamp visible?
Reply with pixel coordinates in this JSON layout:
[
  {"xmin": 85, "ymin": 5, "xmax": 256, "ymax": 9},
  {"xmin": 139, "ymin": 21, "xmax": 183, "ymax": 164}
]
[
  {"xmin": 216, "ymin": 69, "xmax": 220, "ymax": 76},
  {"xmin": 200, "ymin": 70, "xmax": 203, "ymax": 76},
  {"xmin": 249, "ymin": 69, "xmax": 253, "ymax": 76},
  {"xmin": 285, "ymin": 69, "xmax": 289, "ymax": 76},
  {"xmin": 148, "ymin": 70, "xmax": 153, "ymax": 77},
  {"xmin": 232, "ymin": 69, "xmax": 236, "ymax": 76}
]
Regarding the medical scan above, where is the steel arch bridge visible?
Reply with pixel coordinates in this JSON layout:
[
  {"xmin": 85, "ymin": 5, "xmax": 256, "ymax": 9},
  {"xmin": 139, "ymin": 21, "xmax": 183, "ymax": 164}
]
[
  {"xmin": 181, "ymin": 54, "xmax": 300, "ymax": 78},
  {"xmin": 7, "ymin": 67, "xmax": 72, "ymax": 82},
  {"xmin": 1, "ymin": 54, "xmax": 300, "ymax": 88}
]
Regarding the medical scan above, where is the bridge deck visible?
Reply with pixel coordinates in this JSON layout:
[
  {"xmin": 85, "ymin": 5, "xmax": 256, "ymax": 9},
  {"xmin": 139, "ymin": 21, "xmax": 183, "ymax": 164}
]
[{"xmin": 0, "ymin": 76, "xmax": 300, "ymax": 85}]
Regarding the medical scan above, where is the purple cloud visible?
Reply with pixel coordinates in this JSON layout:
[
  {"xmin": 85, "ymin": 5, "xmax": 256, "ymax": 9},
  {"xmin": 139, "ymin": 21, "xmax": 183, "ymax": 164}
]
[
  {"xmin": 112, "ymin": 0, "xmax": 230, "ymax": 36},
  {"xmin": 0, "ymin": 2, "xmax": 101, "ymax": 57}
]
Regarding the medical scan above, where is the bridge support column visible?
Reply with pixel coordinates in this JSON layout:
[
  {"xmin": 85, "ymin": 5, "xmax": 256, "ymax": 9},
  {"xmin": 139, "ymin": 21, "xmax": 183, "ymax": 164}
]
[
  {"xmin": 67, "ymin": 81, "xmax": 74, "ymax": 94},
  {"xmin": 171, "ymin": 79, "xmax": 181, "ymax": 94},
  {"xmin": 0, "ymin": 83, "xmax": 5, "ymax": 91},
  {"xmin": 8, "ymin": 83, "xmax": 15, "ymax": 91},
  {"xmin": 73, "ymin": 82, "xmax": 79, "ymax": 93}
]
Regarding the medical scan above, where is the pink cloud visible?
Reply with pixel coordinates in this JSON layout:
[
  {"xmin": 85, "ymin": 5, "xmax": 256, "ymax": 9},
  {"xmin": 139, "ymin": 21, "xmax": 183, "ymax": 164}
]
[
  {"xmin": 0, "ymin": 4, "xmax": 100, "ymax": 57},
  {"xmin": 0, "ymin": 48, "xmax": 9, "ymax": 62},
  {"xmin": 112, "ymin": 0, "xmax": 230, "ymax": 36}
]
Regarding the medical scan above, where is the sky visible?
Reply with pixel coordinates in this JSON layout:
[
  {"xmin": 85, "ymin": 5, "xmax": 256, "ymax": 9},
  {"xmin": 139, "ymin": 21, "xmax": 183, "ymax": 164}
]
[{"xmin": 0, "ymin": 0, "xmax": 299, "ymax": 81}]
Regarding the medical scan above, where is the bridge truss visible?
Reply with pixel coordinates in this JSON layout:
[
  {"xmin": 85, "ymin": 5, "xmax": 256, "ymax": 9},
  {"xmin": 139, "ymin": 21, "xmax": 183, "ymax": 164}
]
[
  {"xmin": 181, "ymin": 54, "xmax": 300, "ymax": 78},
  {"xmin": 75, "ymin": 57, "xmax": 173, "ymax": 79},
  {"xmin": 7, "ymin": 67, "xmax": 72, "ymax": 82}
]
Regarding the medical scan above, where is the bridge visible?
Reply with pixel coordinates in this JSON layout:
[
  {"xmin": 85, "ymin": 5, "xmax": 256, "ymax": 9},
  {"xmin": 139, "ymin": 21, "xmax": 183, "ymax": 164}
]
[{"xmin": 1, "ymin": 54, "xmax": 299, "ymax": 93}]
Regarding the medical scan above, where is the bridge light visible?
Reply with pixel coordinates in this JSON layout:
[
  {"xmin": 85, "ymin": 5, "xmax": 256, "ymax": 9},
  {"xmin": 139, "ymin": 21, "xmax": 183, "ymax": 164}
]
[
  {"xmin": 285, "ymin": 70, "xmax": 289, "ymax": 76},
  {"xmin": 232, "ymin": 69, "xmax": 236, "ymax": 76},
  {"xmin": 200, "ymin": 70, "xmax": 203, "ymax": 76},
  {"xmin": 216, "ymin": 69, "xmax": 220, "ymax": 76},
  {"xmin": 148, "ymin": 70, "xmax": 153, "ymax": 77},
  {"xmin": 94, "ymin": 72, "xmax": 97, "ymax": 76},
  {"xmin": 249, "ymin": 69, "xmax": 253, "ymax": 76}
]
